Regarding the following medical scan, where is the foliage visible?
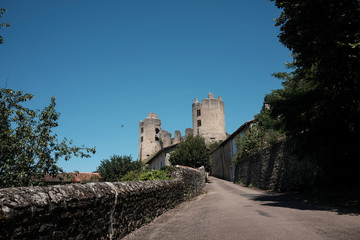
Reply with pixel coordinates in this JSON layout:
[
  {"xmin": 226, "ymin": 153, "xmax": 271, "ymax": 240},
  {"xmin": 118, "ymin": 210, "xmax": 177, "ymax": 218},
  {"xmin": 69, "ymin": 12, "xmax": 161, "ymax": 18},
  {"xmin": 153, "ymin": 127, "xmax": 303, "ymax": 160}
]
[
  {"xmin": 121, "ymin": 170, "xmax": 142, "ymax": 182},
  {"xmin": 121, "ymin": 166, "xmax": 175, "ymax": 181},
  {"xmin": 268, "ymin": 0, "xmax": 360, "ymax": 188},
  {"xmin": 234, "ymin": 107, "xmax": 285, "ymax": 164},
  {"xmin": 207, "ymin": 140, "xmax": 223, "ymax": 151},
  {"xmin": 255, "ymin": 103, "xmax": 285, "ymax": 134},
  {"xmin": 233, "ymin": 123, "xmax": 265, "ymax": 163},
  {"xmin": 0, "ymin": 88, "xmax": 96, "ymax": 188},
  {"xmin": 169, "ymin": 135, "xmax": 211, "ymax": 172},
  {"xmin": 0, "ymin": 8, "xmax": 10, "ymax": 44},
  {"xmin": 268, "ymin": 0, "xmax": 360, "ymax": 137},
  {"xmin": 138, "ymin": 170, "xmax": 172, "ymax": 181},
  {"xmin": 159, "ymin": 165, "xmax": 176, "ymax": 175},
  {"xmin": 96, "ymin": 155, "xmax": 142, "ymax": 182}
]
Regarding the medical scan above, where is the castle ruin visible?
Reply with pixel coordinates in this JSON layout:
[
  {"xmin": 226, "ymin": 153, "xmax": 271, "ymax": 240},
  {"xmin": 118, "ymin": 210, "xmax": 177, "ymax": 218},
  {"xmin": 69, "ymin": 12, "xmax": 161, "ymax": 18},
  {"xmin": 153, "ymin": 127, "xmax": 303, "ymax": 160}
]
[
  {"xmin": 192, "ymin": 92, "xmax": 226, "ymax": 144},
  {"xmin": 138, "ymin": 93, "xmax": 226, "ymax": 161}
]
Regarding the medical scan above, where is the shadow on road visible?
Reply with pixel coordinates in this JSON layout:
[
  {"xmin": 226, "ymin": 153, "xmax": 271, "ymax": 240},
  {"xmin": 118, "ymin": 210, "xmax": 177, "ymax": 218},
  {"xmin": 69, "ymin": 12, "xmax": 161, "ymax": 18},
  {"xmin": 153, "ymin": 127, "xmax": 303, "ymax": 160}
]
[{"xmin": 250, "ymin": 192, "xmax": 360, "ymax": 216}]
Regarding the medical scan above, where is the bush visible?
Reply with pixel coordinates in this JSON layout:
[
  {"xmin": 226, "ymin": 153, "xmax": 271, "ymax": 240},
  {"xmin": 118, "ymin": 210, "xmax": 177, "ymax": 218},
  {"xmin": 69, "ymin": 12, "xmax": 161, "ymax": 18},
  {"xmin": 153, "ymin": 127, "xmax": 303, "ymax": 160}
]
[
  {"xmin": 96, "ymin": 155, "xmax": 142, "ymax": 182},
  {"xmin": 139, "ymin": 170, "xmax": 172, "ymax": 181},
  {"xmin": 169, "ymin": 135, "xmax": 211, "ymax": 172},
  {"xmin": 159, "ymin": 165, "xmax": 176, "ymax": 175},
  {"xmin": 233, "ymin": 122, "xmax": 284, "ymax": 164},
  {"xmin": 121, "ymin": 166, "xmax": 175, "ymax": 182},
  {"xmin": 121, "ymin": 170, "xmax": 143, "ymax": 182}
]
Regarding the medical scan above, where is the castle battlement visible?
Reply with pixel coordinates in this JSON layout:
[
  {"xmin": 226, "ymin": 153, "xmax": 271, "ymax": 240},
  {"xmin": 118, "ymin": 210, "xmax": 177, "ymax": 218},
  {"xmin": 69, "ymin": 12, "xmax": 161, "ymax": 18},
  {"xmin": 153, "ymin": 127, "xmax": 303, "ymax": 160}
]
[
  {"xmin": 138, "ymin": 93, "xmax": 226, "ymax": 161},
  {"xmin": 138, "ymin": 113, "xmax": 192, "ymax": 161},
  {"xmin": 192, "ymin": 92, "xmax": 226, "ymax": 144}
]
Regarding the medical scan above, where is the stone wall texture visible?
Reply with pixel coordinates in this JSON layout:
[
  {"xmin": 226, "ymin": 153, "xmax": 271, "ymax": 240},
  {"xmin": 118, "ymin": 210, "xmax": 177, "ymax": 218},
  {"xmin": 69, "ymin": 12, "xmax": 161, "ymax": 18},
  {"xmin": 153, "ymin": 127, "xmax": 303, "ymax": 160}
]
[
  {"xmin": 0, "ymin": 166, "xmax": 206, "ymax": 240},
  {"xmin": 234, "ymin": 139, "xmax": 318, "ymax": 192}
]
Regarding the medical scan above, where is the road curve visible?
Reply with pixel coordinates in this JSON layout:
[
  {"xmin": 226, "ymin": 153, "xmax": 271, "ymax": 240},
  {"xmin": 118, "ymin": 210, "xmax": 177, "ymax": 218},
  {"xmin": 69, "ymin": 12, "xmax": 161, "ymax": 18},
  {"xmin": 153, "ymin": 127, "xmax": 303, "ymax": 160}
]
[{"xmin": 123, "ymin": 177, "xmax": 360, "ymax": 240}]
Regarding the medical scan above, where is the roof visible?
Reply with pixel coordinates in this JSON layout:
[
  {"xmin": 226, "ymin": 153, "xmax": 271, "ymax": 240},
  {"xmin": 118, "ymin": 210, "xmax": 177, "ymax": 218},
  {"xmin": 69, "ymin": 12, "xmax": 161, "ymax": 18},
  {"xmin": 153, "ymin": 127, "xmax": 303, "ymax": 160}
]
[
  {"xmin": 210, "ymin": 119, "xmax": 255, "ymax": 153},
  {"xmin": 44, "ymin": 172, "xmax": 101, "ymax": 183}
]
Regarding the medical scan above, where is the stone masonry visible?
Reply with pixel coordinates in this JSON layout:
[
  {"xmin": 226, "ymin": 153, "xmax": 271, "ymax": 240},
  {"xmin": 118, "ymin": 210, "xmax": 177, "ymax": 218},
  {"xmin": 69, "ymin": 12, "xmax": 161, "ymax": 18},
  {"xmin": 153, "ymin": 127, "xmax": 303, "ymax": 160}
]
[
  {"xmin": 0, "ymin": 166, "xmax": 206, "ymax": 240},
  {"xmin": 139, "ymin": 93, "xmax": 226, "ymax": 161}
]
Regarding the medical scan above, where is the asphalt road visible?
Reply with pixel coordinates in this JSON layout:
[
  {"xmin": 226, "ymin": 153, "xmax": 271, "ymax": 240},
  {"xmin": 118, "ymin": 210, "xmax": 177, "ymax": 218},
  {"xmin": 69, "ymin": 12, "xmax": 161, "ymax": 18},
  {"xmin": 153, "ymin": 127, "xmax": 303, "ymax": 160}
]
[{"xmin": 122, "ymin": 177, "xmax": 360, "ymax": 240}]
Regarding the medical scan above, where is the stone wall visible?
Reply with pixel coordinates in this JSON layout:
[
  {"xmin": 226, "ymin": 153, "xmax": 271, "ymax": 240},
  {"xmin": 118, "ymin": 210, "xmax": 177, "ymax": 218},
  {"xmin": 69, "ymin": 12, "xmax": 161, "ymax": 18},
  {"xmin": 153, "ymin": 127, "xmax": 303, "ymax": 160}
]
[
  {"xmin": 234, "ymin": 139, "xmax": 318, "ymax": 192},
  {"xmin": 0, "ymin": 166, "xmax": 206, "ymax": 240}
]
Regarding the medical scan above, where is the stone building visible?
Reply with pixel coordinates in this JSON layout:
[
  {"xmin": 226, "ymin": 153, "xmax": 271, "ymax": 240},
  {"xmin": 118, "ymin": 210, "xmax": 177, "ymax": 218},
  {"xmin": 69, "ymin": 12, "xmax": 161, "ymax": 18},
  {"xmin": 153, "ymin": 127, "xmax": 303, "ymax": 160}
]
[
  {"xmin": 210, "ymin": 120, "xmax": 254, "ymax": 181},
  {"xmin": 192, "ymin": 93, "xmax": 227, "ymax": 144},
  {"xmin": 145, "ymin": 144, "xmax": 178, "ymax": 170},
  {"xmin": 138, "ymin": 93, "xmax": 227, "ymax": 167},
  {"xmin": 138, "ymin": 112, "xmax": 189, "ymax": 162}
]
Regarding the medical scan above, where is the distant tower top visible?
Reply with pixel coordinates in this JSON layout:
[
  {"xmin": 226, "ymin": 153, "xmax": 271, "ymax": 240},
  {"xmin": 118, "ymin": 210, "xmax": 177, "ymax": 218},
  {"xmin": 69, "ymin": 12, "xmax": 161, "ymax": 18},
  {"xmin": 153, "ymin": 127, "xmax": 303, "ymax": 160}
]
[
  {"xmin": 147, "ymin": 112, "xmax": 159, "ymax": 119},
  {"xmin": 192, "ymin": 93, "xmax": 226, "ymax": 144}
]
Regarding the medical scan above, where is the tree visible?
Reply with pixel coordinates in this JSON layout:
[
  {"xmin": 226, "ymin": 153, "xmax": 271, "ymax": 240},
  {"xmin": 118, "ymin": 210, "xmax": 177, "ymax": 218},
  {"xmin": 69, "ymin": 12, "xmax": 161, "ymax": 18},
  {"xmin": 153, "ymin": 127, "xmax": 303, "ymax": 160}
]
[
  {"xmin": 234, "ymin": 123, "xmax": 265, "ymax": 162},
  {"xmin": 268, "ymin": 0, "xmax": 360, "ymax": 188},
  {"xmin": 233, "ymin": 119, "xmax": 283, "ymax": 164},
  {"xmin": 96, "ymin": 155, "xmax": 143, "ymax": 182},
  {"xmin": 207, "ymin": 140, "xmax": 223, "ymax": 152},
  {"xmin": 269, "ymin": 0, "xmax": 360, "ymax": 136},
  {"xmin": 169, "ymin": 135, "xmax": 211, "ymax": 172},
  {"xmin": 0, "ymin": 88, "xmax": 96, "ymax": 188},
  {"xmin": 0, "ymin": 8, "xmax": 10, "ymax": 44}
]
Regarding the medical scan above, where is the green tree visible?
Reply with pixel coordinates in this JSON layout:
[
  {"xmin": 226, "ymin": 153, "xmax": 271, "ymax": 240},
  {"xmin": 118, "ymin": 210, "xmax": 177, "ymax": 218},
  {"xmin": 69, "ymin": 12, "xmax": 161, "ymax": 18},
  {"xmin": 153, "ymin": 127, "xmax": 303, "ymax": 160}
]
[
  {"xmin": 169, "ymin": 135, "xmax": 211, "ymax": 172},
  {"xmin": 0, "ymin": 88, "xmax": 96, "ymax": 188},
  {"xmin": 269, "ymin": 0, "xmax": 360, "ymax": 137},
  {"xmin": 0, "ymin": 8, "xmax": 10, "ymax": 44},
  {"xmin": 96, "ymin": 155, "xmax": 143, "ymax": 182},
  {"xmin": 234, "ymin": 123, "xmax": 265, "ymax": 163},
  {"xmin": 268, "ymin": 0, "xmax": 360, "ymax": 188},
  {"xmin": 207, "ymin": 140, "xmax": 223, "ymax": 152}
]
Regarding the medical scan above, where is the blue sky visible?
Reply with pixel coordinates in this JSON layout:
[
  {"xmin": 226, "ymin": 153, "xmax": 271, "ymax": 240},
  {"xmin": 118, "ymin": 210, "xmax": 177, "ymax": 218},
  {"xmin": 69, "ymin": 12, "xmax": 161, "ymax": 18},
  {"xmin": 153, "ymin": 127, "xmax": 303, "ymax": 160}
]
[{"xmin": 0, "ymin": 0, "xmax": 291, "ymax": 172}]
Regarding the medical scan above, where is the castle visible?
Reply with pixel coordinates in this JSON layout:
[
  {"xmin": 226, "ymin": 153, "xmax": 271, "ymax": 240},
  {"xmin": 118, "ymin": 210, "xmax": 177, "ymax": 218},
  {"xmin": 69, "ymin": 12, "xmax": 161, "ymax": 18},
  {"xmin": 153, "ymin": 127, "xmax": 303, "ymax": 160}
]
[{"xmin": 138, "ymin": 93, "xmax": 226, "ymax": 161}]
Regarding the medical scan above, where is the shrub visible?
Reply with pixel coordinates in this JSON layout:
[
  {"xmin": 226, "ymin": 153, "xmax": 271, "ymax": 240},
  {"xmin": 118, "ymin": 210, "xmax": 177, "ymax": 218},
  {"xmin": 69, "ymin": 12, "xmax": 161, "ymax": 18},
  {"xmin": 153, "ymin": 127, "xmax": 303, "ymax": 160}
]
[
  {"xmin": 169, "ymin": 135, "xmax": 211, "ymax": 172},
  {"xmin": 139, "ymin": 170, "xmax": 172, "ymax": 181},
  {"xmin": 121, "ymin": 166, "xmax": 175, "ymax": 182},
  {"xmin": 96, "ymin": 155, "xmax": 142, "ymax": 182},
  {"xmin": 121, "ymin": 170, "xmax": 143, "ymax": 181}
]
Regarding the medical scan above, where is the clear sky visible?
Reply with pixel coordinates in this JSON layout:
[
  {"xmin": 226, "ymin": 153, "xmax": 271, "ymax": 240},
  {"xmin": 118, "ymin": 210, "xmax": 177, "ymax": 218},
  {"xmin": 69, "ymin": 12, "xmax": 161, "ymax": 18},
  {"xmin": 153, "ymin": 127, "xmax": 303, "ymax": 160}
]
[{"xmin": 0, "ymin": 0, "xmax": 291, "ymax": 173}]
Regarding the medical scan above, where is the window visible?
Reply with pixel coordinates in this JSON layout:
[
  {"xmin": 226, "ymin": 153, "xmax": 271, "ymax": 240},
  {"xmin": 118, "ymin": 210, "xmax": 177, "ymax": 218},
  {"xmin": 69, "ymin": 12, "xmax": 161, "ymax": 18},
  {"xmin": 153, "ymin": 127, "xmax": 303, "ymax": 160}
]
[
  {"xmin": 197, "ymin": 109, "xmax": 201, "ymax": 116},
  {"xmin": 155, "ymin": 128, "xmax": 160, "ymax": 134},
  {"xmin": 141, "ymin": 127, "xmax": 144, "ymax": 133},
  {"xmin": 141, "ymin": 136, "xmax": 143, "ymax": 142},
  {"xmin": 155, "ymin": 136, "xmax": 159, "ymax": 141},
  {"xmin": 197, "ymin": 129, "xmax": 200, "ymax": 134},
  {"xmin": 197, "ymin": 120, "xmax": 201, "ymax": 127}
]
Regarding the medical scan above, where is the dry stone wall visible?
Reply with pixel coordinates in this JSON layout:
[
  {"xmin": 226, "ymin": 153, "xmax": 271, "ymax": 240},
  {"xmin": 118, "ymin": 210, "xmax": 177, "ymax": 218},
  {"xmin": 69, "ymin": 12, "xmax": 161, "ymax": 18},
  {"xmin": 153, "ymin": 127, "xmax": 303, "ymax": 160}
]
[
  {"xmin": 0, "ymin": 166, "xmax": 206, "ymax": 240},
  {"xmin": 234, "ymin": 139, "xmax": 318, "ymax": 192}
]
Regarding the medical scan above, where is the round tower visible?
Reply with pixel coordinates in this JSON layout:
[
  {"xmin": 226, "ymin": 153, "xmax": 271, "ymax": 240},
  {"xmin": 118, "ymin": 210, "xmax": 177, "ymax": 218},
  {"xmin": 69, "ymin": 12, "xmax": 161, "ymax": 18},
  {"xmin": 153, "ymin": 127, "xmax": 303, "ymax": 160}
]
[
  {"xmin": 192, "ymin": 93, "xmax": 226, "ymax": 144},
  {"xmin": 138, "ymin": 112, "xmax": 162, "ymax": 161}
]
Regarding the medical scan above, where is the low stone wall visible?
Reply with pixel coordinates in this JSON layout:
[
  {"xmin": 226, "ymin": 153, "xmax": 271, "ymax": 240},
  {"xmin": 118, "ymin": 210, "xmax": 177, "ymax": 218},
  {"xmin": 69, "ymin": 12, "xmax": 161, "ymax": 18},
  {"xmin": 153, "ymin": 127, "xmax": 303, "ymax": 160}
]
[
  {"xmin": 234, "ymin": 139, "xmax": 318, "ymax": 192},
  {"xmin": 0, "ymin": 166, "xmax": 206, "ymax": 240}
]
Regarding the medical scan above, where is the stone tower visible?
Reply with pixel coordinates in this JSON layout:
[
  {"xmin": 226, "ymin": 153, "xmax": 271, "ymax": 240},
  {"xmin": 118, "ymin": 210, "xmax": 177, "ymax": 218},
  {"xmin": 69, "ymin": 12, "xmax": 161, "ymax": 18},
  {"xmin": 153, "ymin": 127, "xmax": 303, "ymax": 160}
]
[
  {"xmin": 138, "ymin": 112, "xmax": 173, "ymax": 161},
  {"xmin": 192, "ymin": 92, "xmax": 226, "ymax": 144},
  {"xmin": 138, "ymin": 112, "xmax": 162, "ymax": 161}
]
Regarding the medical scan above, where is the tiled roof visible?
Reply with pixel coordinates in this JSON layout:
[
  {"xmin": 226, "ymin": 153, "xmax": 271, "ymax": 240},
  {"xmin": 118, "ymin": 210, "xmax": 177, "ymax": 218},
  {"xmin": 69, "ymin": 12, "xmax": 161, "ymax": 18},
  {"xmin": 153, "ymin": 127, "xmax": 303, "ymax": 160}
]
[{"xmin": 44, "ymin": 172, "xmax": 101, "ymax": 183}]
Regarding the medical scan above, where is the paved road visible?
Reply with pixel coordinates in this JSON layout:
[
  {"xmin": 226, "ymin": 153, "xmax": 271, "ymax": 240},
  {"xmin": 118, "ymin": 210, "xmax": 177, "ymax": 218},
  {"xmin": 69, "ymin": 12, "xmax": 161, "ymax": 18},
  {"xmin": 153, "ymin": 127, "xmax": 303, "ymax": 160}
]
[{"xmin": 123, "ymin": 177, "xmax": 360, "ymax": 240}]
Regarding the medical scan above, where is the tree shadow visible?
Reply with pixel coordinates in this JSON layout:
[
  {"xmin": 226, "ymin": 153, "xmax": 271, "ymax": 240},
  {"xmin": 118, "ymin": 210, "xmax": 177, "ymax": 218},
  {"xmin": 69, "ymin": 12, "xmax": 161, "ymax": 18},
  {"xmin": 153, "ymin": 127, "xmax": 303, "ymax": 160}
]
[{"xmin": 249, "ymin": 192, "xmax": 360, "ymax": 216}]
